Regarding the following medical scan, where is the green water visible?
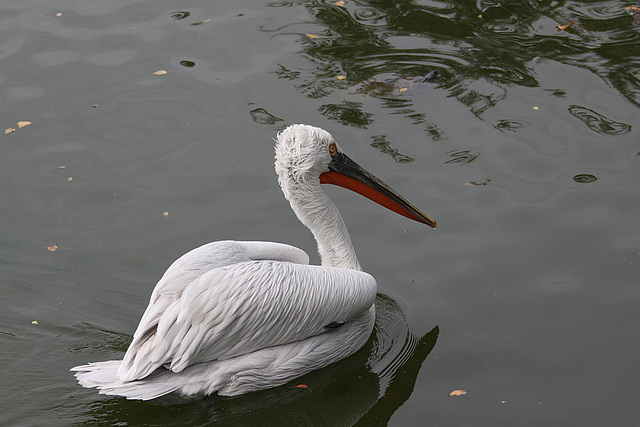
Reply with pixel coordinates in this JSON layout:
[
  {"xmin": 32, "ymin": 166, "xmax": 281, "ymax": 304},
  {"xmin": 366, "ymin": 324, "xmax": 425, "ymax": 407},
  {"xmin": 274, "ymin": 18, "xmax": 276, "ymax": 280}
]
[{"xmin": 1, "ymin": 0, "xmax": 639, "ymax": 425}]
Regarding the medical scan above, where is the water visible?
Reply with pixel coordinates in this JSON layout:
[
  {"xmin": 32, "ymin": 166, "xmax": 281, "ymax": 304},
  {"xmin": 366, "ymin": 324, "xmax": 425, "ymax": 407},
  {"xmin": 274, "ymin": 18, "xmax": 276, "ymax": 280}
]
[{"xmin": 1, "ymin": 0, "xmax": 639, "ymax": 425}]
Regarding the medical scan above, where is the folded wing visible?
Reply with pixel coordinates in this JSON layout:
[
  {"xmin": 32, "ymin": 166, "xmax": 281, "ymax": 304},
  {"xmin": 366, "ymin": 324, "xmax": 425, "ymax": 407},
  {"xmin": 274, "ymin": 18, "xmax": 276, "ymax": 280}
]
[{"xmin": 117, "ymin": 240, "xmax": 376, "ymax": 381}]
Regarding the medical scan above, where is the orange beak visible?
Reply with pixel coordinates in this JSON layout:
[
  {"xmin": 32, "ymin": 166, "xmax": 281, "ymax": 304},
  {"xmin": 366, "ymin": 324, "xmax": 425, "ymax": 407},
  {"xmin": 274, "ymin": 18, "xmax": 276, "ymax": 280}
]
[{"xmin": 320, "ymin": 152, "xmax": 436, "ymax": 228}]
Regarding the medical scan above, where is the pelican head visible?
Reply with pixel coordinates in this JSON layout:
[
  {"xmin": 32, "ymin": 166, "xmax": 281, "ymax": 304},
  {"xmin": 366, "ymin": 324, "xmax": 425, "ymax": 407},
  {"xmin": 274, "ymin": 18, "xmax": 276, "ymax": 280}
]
[{"xmin": 275, "ymin": 124, "xmax": 436, "ymax": 228}]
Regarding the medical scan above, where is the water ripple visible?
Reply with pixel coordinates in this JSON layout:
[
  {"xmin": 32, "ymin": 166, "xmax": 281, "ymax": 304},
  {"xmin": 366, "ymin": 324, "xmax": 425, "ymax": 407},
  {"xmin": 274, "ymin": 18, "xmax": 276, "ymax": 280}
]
[
  {"xmin": 370, "ymin": 135, "xmax": 414, "ymax": 163},
  {"xmin": 567, "ymin": 105, "xmax": 631, "ymax": 136},
  {"xmin": 444, "ymin": 149, "xmax": 480, "ymax": 165},
  {"xmin": 573, "ymin": 174, "xmax": 598, "ymax": 183},
  {"xmin": 169, "ymin": 11, "xmax": 190, "ymax": 20}
]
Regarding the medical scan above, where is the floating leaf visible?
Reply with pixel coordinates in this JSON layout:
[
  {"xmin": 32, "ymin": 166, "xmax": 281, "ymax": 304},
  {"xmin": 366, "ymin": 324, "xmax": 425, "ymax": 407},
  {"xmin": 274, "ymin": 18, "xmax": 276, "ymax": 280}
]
[
  {"xmin": 292, "ymin": 384, "xmax": 311, "ymax": 392},
  {"xmin": 463, "ymin": 178, "xmax": 491, "ymax": 186},
  {"xmin": 305, "ymin": 34, "xmax": 319, "ymax": 39},
  {"xmin": 190, "ymin": 18, "xmax": 211, "ymax": 26},
  {"xmin": 17, "ymin": 121, "xmax": 31, "ymax": 129},
  {"xmin": 32, "ymin": 320, "xmax": 39, "ymax": 325},
  {"xmin": 334, "ymin": 1, "xmax": 346, "ymax": 6},
  {"xmin": 5, "ymin": 128, "xmax": 16, "ymax": 135},
  {"xmin": 163, "ymin": 211, "xmax": 169, "ymax": 217},
  {"xmin": 153, "ymin": 69, "xmax": 168, "ymax": 75},
  {"xmin": 557, "ymin": 22, "xmax": 575, "ymax": 31},
  {"xmin": 47, "ymin": 244, "xmax": 59, "ymax": 252},
  {"xmin": 336, "ymin": 75, "xmax": 346, "ymax": 80},
  {"xmin": 448, "ymin": 389, "xmax": 467, "ymax": 397},
  {"xmin": 398, "ymin": 87, "xmax": 408, "ymax": 93}
]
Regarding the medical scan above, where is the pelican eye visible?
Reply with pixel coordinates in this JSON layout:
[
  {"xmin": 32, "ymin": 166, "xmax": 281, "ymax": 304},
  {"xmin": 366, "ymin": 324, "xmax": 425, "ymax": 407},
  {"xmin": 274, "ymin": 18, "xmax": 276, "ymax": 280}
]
[{"xmin": 328, "ymin": 143, "xmax": 337, "ymax": 156}]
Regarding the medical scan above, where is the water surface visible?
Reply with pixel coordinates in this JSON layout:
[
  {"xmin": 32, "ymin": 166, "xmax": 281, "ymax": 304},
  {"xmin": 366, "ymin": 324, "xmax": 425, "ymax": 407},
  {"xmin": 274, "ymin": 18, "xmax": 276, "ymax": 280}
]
[{"xmin": 1, "ymin": 0, "xmax": 639, "ymax": 425}]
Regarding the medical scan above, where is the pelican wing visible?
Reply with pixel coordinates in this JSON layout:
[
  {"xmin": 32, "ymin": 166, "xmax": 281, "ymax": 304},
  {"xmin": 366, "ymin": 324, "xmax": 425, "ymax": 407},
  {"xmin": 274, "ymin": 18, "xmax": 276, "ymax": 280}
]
[{"xmin": 118, "ymin": 240, "xmax": 376, "ymax": 381}]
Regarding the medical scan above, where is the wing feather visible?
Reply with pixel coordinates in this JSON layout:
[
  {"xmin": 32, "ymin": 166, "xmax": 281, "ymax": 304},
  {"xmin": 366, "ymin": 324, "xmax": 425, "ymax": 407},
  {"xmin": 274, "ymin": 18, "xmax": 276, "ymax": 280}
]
[{"xmin": 117, "ymin": 240, "xmax": 375, "ymax": 382}]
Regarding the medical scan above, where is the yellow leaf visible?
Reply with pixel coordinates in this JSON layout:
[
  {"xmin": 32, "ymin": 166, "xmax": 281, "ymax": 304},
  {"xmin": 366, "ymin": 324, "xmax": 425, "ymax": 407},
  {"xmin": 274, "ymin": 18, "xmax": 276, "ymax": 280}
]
[
  {"xmin": 399, "ymin": 87, "xmax": 408, "ymax": 93},
  {"xmin": 163, "ymin": 211, "xmax": 169, "ymax": 217},
  {"xmin": 153, "ymin": 69, "xmax": 168, "ymax": 75},
  {"xmin": 557, "ymin": 22, "xmax": 575, "ymax": 31},
  {"xmin": 336, "ymin": 75, "xmax": 346, "ymax": 80},
  {"xmin": 32, "ymin": 320, "xmax": 39, "ymax": 325},
  {"xmin": 17, "ymin": 121, "xmax": 31, "ymax": 129},
  {"xmin": 47, "ymin": 244, "xmax": 59, "ymax": 252},
  {"xmin": 334, "ymin": 1, "xmax": 346, "ymax": 6},
  {"xmin": 5, "ymin": 128, "xmax": 16, "ymax": 135},
  {"xmin": 305, "ymin": 34, "xmax": 319, "ymax": 39},
  {"xmin": 448, "ymin": 389, "xmax": 467, "ymax": 397}
]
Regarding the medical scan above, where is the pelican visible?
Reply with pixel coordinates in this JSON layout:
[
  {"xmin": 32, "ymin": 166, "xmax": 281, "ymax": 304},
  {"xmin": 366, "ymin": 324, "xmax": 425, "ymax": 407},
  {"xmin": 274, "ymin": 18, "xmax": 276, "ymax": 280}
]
[{"xmin": 71, "ymin": 124, "xmax": 436, "ymax": 400}]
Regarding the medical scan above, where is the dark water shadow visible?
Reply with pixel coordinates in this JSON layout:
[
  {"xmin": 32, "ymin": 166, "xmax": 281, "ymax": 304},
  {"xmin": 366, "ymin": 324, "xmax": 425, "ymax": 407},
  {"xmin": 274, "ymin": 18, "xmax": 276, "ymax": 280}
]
[
  {"xmin": 270, "ymin": 0, "xmax": 640, "ymax": 128},
  {"xmin": 75, "ymin": 294, "xmax": 438, "ymax": 426}
]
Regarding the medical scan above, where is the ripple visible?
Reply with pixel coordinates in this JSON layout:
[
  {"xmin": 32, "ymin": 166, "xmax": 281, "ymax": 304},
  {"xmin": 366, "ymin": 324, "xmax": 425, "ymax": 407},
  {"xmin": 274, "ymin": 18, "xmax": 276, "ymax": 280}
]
[
  {"xmin": 567, "ymin": 105, "xmax": 631, "ymax": 136},
  {"xmin": 354, "ymin": 8, "xmax": 386, "ymax": 25},
  {"xmin": 370, "ymin": 135, "xmax": 414, "ymax": 163},
  {"xmin": 249, "ymin": 107, "xmax": 283, "ymax": 125},
  {"xmin": 444, "ymin": 149, "xmax": 480, "ymax": 165},
  {"xmin": 495, "ymin": 119, "xmax": 528, "ymax": 132},
  {"xmin": 609, "ymin": 66, "xmax": 640, "ymax": 108},
  {"xmin": 573, "ymin": 174, "xmax": 598, "ymax": 183},
  {"xmin": 318, "ymin": 101, "xmax": 373, "ymax": 128},
  {"xmin": 170, "ymin": 11, "xmax": 190, "ymax": 20}
]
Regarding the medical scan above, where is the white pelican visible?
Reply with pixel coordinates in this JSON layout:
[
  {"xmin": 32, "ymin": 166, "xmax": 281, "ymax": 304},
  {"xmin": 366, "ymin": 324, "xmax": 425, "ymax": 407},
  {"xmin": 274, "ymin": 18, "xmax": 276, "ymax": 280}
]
[{"xmin": 71, "ymin": 124, "xmax": 436, "ymax": 400}]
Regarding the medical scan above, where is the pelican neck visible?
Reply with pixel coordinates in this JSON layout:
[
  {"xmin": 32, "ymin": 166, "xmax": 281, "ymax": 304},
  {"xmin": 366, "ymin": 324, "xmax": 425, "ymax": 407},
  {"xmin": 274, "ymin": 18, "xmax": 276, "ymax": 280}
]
[{"xmin": 287, "ymin": 183, "xmax": 362, "ymax": 271}]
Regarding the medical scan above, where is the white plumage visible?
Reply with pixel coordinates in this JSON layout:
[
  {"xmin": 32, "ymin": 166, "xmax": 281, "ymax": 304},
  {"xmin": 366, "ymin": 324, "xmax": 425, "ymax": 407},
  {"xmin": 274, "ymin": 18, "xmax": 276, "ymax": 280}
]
[{"xmin": 72, "ymin": 124, "xmax": 435, "ymax": 400}]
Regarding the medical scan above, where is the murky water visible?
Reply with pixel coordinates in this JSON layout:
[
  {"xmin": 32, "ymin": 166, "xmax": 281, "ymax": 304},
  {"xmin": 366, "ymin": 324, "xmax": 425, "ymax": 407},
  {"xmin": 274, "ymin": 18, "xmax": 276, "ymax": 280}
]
[{"xmin": 1, "ymin": 0, "xmax": 639, "ymax": 425}]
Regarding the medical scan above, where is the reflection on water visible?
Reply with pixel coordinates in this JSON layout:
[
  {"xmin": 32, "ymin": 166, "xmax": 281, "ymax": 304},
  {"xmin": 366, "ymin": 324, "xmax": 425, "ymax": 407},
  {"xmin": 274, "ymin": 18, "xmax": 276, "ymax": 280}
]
[
  {"xmin": 319, "ymin": 101, "xmax": 373, "ymax": 128},
  {"xmin": 250, "ymin": 107, "xmax": 284, "ymax": 125},
  {"xmin": 270, "ymin": 0, "xmax": 640, "ymax": 127},
  {"xmin": 444, "ymin": 149, "xmax": 480, "ymax": 165},
  {"xmin": 495, "ymin": 119, "xmax": 528, "ymax": 133},
  {"xmin": 76, "ymin": 295, "xmax": 438, "ymax": 426},
  {"xmin": 370, "ymin": 135, "xmax": 414, "ymax": 163},
  {"xmin": 567, "ymin": 105, "xmax": 632, "ymax": 136}
]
